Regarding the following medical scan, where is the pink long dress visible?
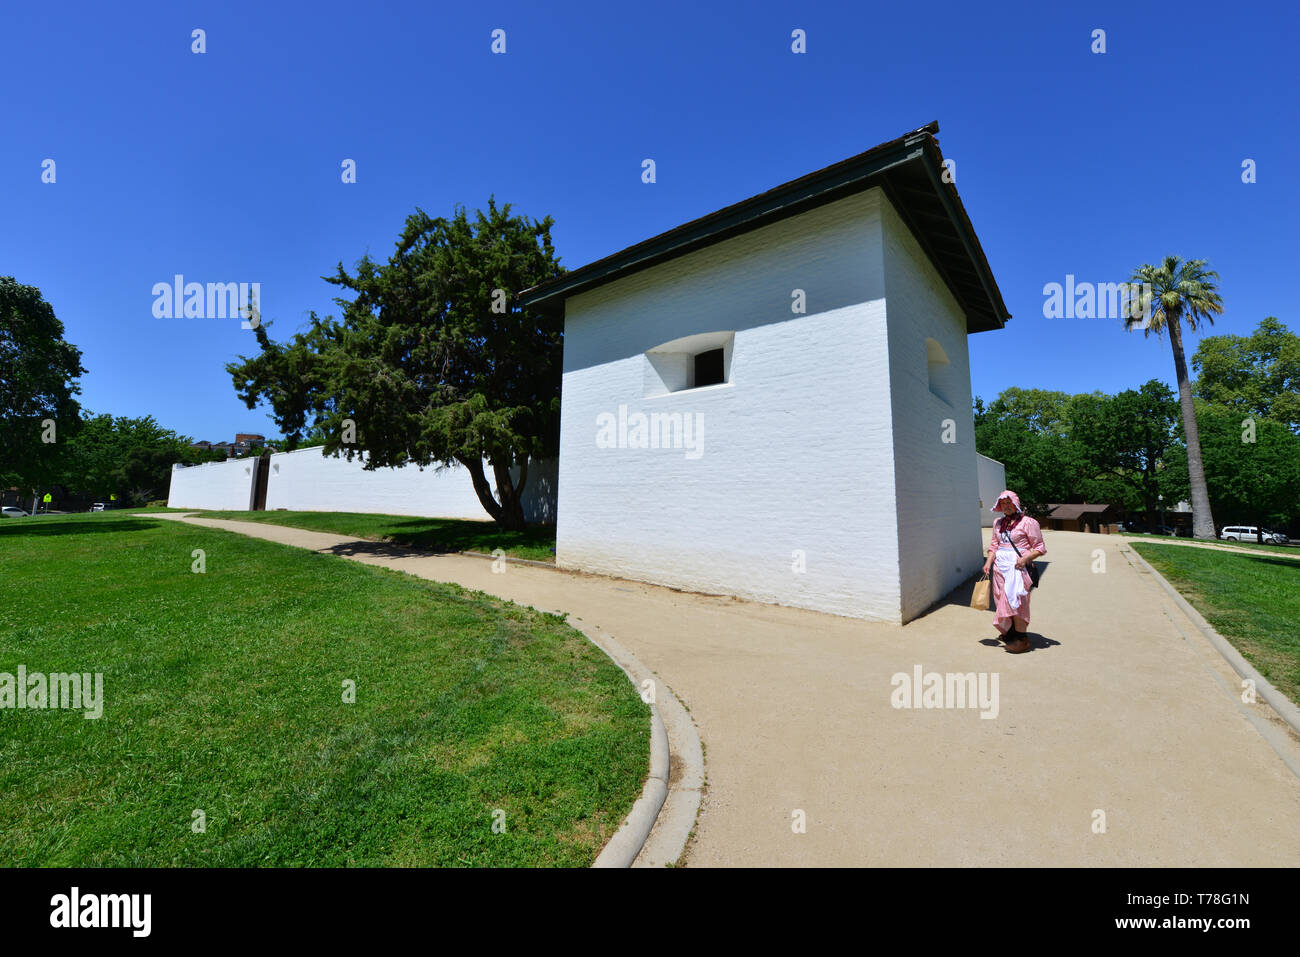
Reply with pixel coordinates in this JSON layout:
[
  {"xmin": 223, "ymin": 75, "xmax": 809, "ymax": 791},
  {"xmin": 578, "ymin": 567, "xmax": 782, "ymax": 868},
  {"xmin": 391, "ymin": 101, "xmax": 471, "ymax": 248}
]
[{"xmin": 986, "ymin": 513, "xmax": 1047, "ymax": 633}]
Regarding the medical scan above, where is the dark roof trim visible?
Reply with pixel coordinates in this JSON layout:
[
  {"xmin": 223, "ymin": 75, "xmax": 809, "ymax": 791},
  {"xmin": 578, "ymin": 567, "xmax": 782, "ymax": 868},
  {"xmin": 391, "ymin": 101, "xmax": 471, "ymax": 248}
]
[
  {"xmin": 1046, "ymin": 503, "xmax": 1117, "ymax": 519},
  {"xmin": 518, "ymin": 122, "xmax": 1010, "ymax": 333}
]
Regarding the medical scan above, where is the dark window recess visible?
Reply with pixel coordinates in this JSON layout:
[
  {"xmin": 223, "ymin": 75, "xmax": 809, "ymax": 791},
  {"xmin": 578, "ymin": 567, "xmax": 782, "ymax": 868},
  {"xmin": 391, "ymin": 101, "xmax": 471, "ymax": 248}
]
[{"xmin": 694, "ymin": 348, "xmax": 725, "ymax": 387}]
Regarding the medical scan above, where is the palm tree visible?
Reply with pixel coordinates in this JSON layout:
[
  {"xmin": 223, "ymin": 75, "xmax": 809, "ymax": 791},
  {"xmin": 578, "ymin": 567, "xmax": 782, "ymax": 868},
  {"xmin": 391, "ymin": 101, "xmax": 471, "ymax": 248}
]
[{"xmin": 1125, "ymin": 256, "xmax": 1223, "ymax": 539}]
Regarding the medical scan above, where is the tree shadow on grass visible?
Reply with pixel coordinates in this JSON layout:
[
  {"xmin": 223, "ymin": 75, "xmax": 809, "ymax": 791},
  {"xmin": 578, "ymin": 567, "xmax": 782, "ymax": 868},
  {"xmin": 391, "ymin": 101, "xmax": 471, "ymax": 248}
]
[
  {"xmin": 377, "ymin": 518, "xmax": 556, "ymax": 556},
  {"xmin": 0, "ymin": 518, "xmax": 159, "ymax": 538},
  {"xmin": 1136, "ymin": 547, "xmax": 1300, "ymax": 578},
  {"xmin": 1230, "ymin": 555, "xmax": 1300, "ymax": 573}
]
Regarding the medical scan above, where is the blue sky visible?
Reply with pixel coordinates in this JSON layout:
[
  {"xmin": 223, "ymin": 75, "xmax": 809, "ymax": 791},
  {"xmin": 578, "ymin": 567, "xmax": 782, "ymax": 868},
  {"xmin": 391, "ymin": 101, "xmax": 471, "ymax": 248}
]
[{"xmin": 4, "ymin": 0, "xmax": 1297, "ymax": 442}]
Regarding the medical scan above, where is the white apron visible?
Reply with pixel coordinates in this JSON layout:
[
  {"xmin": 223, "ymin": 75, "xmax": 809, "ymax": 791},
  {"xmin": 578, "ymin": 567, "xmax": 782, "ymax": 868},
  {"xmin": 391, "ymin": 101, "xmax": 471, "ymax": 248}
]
[{"xmin": 994, "ymin": 546, "xmax": 1028, "ymax": 612}]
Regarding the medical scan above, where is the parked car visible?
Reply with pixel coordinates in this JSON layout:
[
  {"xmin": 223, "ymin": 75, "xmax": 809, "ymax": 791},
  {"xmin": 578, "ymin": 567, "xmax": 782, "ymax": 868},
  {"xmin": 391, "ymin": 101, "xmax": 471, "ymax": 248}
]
[
  {"xmin": 1219, "ymin": 525, "xmax": 1286, "ymax": 544},
  {"xmin": 90, "ymin": 503, "xmax": 106, "ymax": 512},
  {"xmin": 1, "ymin": 506, "xmax": 31, "ymax": 518}
]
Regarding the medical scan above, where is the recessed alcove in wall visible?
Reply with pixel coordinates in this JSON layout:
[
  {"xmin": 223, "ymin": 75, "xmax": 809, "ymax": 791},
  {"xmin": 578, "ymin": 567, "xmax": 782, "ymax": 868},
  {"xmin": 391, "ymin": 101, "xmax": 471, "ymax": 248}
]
[
  {"xmin": 926, "ymin": 337, "xmax": 955, "ymax": 406},
  {"xmin": 643, "ymin": 331, "xmax": 735, "ymax": 396}
]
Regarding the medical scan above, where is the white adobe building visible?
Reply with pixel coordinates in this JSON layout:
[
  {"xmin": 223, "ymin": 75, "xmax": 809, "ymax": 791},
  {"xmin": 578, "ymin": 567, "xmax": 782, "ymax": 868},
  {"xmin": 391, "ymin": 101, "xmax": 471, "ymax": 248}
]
[
  {"xmin": 976, "ymin": 452, "xmax": 1008, "ymax": 528},
  {"xmin": 519, "ymin": 123, "xmax": 1010, "ymax": 623}
]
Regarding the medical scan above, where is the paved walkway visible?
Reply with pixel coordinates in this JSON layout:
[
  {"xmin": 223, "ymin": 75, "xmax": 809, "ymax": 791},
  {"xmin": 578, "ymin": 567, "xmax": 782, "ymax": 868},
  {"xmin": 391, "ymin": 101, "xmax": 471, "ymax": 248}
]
[{"xmin": 153, "ymin": 515, "xmax": 1300, "ymax": 866}]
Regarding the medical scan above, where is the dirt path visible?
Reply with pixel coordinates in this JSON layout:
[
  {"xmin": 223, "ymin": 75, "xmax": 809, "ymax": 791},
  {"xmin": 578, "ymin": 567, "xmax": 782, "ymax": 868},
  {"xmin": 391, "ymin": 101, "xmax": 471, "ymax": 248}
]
[{"xmin": 153, "ymin": 515, "xmax": 1300, "ymax": 866}]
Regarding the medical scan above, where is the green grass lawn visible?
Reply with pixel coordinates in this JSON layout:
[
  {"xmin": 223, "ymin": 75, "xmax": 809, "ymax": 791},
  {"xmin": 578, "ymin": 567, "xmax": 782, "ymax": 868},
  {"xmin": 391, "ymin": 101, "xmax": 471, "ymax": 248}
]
[
  {"xmin": 0, "ymin": 512, "xmax": 646, "ymax": 867},
  {"xmin": 1133, "ymin": 542, "xmax": 1300, "ymax": 707},
  {"xmin": 189, "ymin": 510, "xmax": 557, "ymax": 563},
  {"xmin": 1123, "ymin": 531, "xmax": 1296, "ymax": 553}
]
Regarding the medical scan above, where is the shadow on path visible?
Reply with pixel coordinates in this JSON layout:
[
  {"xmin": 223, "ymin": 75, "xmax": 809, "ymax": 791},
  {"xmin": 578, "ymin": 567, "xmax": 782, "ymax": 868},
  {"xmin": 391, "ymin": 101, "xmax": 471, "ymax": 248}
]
[
  {"xmin": 322, "ymin": 539, "xmax": 439, "ymax": 560},
  {"xmin": 923, "ymin": 561, "xmax": 1054, "ymax": 617}
]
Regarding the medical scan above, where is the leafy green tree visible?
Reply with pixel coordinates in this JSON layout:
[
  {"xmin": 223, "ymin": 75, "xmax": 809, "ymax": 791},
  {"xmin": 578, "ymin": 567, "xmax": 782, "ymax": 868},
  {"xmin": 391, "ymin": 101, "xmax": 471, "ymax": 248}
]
[
  {"xmin": 1192, "ymin": 317, "xmax": 1300, "ymax": 433},
  {"xmin": 975, "ymin": 387, "xmax": 1076, "ymax": 437},
  {"xmin": 63, "ymin": 413, "xmax": 217, "ymax": 505},
  {"xmin": 976, "ymin": 382, "xmax": 1189, "ymax": 520},
  {"xmin": 0, "ymin": 277, "xmax": 85, "ymax": 508},
  {"xmin": 973, "ymin": 392, "xmax": 1091, "ymax": 509},
  {"xmin": 228, "ymin": 199, "xmax": 564, "ymax": 529},
  {"xmin": 1164, "ymin": 400, "xmax": 1300, "ymax": 533},
  {"xmin": 1126, "ymin": 256, "xmax": 1224, "ymax": 538},
  {"xmin": 1068, "ymin": 380, "xmax": 1185, "ymax": 516}
]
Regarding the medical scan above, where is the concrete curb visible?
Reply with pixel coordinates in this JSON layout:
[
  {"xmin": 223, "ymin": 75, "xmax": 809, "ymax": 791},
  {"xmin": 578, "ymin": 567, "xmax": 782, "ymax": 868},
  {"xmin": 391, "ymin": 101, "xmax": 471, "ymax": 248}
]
[
  {"xmin": 1122, "ymin": 543, "xmax": 1300, "ymax": 737},
  {"xmin": 579, "ymin": 625, "xmax": 670, "ymax": 869},
  {"xmin": 582, "ymin": 626, "xmax": 702, "ymax": 868}
]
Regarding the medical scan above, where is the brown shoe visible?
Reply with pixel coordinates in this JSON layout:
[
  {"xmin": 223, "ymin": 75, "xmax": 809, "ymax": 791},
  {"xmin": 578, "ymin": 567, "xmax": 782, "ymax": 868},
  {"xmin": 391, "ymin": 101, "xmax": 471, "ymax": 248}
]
[{"xmin": 1004, "ymin": 636, "xmax": 1030, "ymax": 654}]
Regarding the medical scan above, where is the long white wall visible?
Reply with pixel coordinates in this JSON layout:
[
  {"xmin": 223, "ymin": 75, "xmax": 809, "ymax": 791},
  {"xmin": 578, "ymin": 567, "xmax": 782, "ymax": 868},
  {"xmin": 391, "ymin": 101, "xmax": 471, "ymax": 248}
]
[
  {"xmin": 976, "ymin": 453, "xmax": 1007, "ymax": 527},
  {"xmin": 169, "ymin": 448, "xmax": 557, "ymax": 524},
  {"xmin": 167, "ymin": 457, "xmax": 256, "ymax": 511},
  {"xmin": 557, "ymin": 189, "xmax": 904, "ymax": 621},
  {"xmin": 265, "ymin": 448, "xmax": 482, "ymax": 518},
  {"xmin": 880, "ymin": 199, "xmax": 985, "ymax": 621}
]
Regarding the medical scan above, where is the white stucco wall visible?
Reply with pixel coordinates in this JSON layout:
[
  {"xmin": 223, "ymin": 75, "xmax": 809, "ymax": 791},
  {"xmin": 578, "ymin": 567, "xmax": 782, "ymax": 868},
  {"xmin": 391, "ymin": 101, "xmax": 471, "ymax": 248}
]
[
  {"xmin": 168, "ymin": 449, "xmax": 557, "ymax": 524},
  {"xmin": 557, "ymin": 189, "xmax": 906, "ymax": 621},
  {"xmin": 167, "ymin": 458, "xmax": 256, "ymax": 511},
  {"xmin": 976, "ymin": 453, "xmax": 1007, "ymax": 527},
  {"xmin": 880, "ymin": 199, "xmax": 985, "ymax": 620},
  {"xmin": 262, "ymin": 448, "xmax": 486, "ymax": 518}
]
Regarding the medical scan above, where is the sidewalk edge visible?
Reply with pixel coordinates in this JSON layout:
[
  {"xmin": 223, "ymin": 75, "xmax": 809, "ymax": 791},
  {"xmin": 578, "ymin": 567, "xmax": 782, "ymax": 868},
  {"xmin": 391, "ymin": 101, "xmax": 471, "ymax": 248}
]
[{"xmin": 1122, "ymin": 543, "xmax": 1300, "ymax": 736}]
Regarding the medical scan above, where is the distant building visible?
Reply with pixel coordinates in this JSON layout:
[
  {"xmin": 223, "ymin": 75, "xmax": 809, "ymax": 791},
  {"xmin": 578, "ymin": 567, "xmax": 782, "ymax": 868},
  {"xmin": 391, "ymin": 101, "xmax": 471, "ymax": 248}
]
[
  {"xmin": 1043, "ymin": 503, "xmax": 1120, "ymax": 534},
  {"xmin": 231, "ymin": 434, "xmax": 265, "ymax": 456},
  {"xmin": 193, "ymin": 434, "xmax": 271, "ymax": 457}
]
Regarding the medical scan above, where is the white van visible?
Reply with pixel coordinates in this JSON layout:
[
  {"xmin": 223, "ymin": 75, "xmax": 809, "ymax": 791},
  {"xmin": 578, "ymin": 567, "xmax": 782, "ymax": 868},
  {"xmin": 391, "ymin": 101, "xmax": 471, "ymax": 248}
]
[{"xmin": 1219, "ymin": 526, "xmax": 1283, "ymax": 544}]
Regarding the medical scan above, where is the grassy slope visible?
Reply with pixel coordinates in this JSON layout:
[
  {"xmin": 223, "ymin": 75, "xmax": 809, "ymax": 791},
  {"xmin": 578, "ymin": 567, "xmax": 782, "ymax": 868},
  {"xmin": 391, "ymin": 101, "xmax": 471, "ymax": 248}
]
[
  {"xmin": 1133, "ymin": 542, "xmax": 1300, "ymax": 707},
  {"xmin": 192, "ymin": 510, "xmax": 557, "ymax": 563},
  {"xmin": 0, "ymin": 513, "xmax": 645, "ymax": 866},
  {"xmin": 1123, "ymin": 531, "xmax": 1295, "ymax": 554}
]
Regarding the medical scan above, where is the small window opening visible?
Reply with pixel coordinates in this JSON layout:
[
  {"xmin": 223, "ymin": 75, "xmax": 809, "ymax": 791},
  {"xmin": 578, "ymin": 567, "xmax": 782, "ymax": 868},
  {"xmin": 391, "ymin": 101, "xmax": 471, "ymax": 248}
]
[{"xmin": 694, "ymin": 348, "xmax": 725, "ymax": 387}]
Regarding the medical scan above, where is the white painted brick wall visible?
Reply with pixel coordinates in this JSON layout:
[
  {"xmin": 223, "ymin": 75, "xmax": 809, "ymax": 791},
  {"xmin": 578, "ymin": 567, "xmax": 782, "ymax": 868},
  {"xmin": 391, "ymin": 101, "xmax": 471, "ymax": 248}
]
[
  {"xmin": 976, "ymin": 453, "xmax": 1007, "ymax": 527},
  {"xmin": 167, "ymin": 458, "xmax": 256, "ymax": 511},
  {"xmin": 557, "ymin": 190, "xmax": 906, "ymax": 621},
  {"xmin": 263, "ymin": 448, "xmax": 488, "ymax": 518},
  {"xmin": 169, "ymin": 448, "xmax": 557, "ymax": 524},
  {"xmin": 880, "ymin": 199, "xmax": 984, "ymax": 620}
]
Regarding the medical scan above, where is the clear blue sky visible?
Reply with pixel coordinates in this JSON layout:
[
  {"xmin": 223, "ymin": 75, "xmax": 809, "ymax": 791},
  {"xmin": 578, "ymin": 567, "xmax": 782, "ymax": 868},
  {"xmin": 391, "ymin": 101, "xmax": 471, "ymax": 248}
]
[{"xmin": 4, "ymin": 0, "xmax": 1296, "ymax": 442}]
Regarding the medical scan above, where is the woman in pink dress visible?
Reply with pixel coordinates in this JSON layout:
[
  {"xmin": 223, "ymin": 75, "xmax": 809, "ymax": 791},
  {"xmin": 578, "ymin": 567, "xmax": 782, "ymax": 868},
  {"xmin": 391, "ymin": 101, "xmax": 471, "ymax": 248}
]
[{"xmin": 981, "ymin": 490, "xmax": 1046, "ymax": 653}]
